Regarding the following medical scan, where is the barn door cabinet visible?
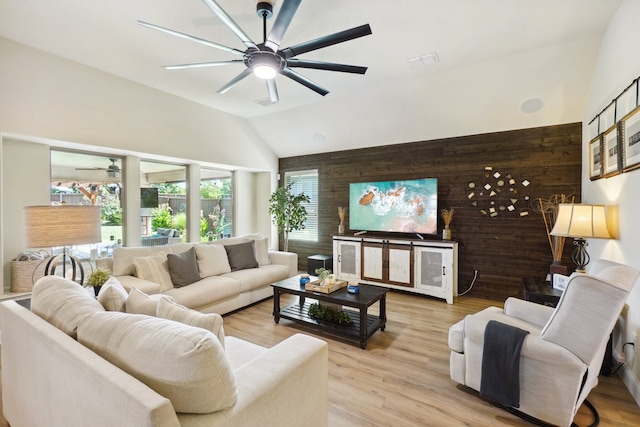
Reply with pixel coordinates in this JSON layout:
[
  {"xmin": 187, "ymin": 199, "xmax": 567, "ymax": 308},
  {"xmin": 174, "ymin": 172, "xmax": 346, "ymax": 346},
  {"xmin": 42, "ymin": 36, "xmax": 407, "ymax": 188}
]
[{"xmin": 333, "ymin": 236, "xmax": 458, "ymax": 304}]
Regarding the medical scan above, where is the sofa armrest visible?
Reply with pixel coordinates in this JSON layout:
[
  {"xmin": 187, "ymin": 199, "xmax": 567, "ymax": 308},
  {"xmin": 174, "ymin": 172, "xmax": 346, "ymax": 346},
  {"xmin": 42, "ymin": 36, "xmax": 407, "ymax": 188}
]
[
  {"xmin": 114, "ymin": 275, "xmax": 163, "ymax": 294},
  {"xmin": 503, "ymin": 297, "xmax": 555, "ymax": 329},
  {"xmin": 178, "ymin": 334, "xmax": 328, "ymax": 427},
  {"xmin": 269, "ymin": 250, "xmax": 298, "ymax": 278}
]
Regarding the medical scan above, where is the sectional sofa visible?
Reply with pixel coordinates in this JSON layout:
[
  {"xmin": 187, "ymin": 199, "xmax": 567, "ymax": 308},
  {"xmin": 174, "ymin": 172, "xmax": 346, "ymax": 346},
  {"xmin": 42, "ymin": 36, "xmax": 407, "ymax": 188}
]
[
  {"xmin": 0, "ymin": 275, "xmax": 329, "ymax": 427},
  {"xmin": 96, "ymin": 234, "xmax": 297, "ymax": 314}
]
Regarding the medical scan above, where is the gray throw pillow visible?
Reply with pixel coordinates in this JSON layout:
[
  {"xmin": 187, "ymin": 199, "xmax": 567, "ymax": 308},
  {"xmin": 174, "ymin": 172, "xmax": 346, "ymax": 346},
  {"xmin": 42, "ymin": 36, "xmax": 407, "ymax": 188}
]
[
  {"xmin": 167, "ymin": 247, "xmax": 201, "ymax": 287},
  {"xmin": 224, "ymin": 241, "xmax": 259, "ymax": 271}
]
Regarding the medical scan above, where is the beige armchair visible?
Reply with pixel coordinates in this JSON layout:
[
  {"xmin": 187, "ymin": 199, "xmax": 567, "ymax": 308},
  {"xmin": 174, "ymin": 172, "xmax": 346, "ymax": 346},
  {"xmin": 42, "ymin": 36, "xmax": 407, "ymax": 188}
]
[{"xmin": 448, "ymin": 260, "xmax": 639, "ymax": 427}]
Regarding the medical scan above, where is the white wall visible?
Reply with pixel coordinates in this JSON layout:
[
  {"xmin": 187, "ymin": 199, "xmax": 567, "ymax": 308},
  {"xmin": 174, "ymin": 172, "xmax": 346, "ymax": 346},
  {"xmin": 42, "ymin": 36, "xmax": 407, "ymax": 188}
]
[
  {"xmin": 0, "ymin": 37, "xmax": 280, "ymax": 292},
  {"xmin": 0, "ymin": 140, "xmax": 51, "ymax": 287},
  {"xmin": 583, "ymin": 0, "xmax": 640, "ymax": 403}
]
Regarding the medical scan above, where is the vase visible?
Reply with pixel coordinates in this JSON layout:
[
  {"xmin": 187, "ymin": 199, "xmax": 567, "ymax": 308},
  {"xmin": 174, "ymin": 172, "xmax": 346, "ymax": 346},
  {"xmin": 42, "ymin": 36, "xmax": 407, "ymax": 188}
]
[
  {"xmin": 338, "ymin": 224, "xmax": 345, "ymax": 235},
  {"xmin": 442, "ymin": 227, "xmax": 452, "ymax": 240}
]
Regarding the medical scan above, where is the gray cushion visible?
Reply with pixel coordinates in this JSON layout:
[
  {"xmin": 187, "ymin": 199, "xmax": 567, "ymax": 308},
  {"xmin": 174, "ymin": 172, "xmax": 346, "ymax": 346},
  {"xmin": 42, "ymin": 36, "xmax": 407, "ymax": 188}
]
[
  {"xmin": 224, "ymin": 241, "xmax": 259, "ymax": 271},
  {"xmin": 167, "ymin": 247, "xmax": 201, "ymax": 287}
]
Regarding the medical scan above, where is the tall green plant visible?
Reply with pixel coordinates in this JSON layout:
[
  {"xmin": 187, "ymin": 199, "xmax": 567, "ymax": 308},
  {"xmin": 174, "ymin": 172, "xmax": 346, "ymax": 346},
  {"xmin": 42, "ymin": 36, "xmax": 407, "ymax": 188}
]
[{"xmin": 268, "ymin": 183, "xmax": 310, "ymax": 252}]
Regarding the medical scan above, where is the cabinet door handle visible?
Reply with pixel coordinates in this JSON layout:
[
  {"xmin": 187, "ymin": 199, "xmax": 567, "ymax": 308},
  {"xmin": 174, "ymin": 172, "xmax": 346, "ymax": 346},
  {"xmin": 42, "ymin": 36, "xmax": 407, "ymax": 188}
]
[{"xmin": 442, "ymin": 266, "xmax": 446, "ymax": 276}]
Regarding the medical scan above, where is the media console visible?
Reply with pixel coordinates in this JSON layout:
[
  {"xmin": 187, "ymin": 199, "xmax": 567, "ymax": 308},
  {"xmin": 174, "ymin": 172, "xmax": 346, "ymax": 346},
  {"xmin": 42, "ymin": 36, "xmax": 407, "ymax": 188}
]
[{"xmin": 333, "ymin": 236, "xmax": 458, "ymax": 304}]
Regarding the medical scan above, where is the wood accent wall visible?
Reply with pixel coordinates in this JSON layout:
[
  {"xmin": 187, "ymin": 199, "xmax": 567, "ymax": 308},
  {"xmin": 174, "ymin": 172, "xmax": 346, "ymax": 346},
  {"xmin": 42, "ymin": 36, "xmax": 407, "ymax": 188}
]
[{"xmin": 278, "ymin": 123, "xmax": 582, "ymax": 302}]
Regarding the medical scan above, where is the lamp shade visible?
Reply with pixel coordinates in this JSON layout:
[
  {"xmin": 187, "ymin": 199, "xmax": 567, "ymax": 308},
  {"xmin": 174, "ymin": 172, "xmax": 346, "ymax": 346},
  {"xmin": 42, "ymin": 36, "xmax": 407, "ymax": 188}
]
[
  {"xmin": 24, "ymin": 205, "xmax": 101, "ymax": 248},
  {"xmin": 549, "ymin": 203, "xmax": 611, "ymax": 239}
]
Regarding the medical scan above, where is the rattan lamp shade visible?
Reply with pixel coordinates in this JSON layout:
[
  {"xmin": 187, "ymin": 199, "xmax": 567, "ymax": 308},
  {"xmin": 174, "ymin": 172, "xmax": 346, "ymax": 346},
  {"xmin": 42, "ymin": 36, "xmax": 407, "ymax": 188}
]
[{"xmin": 24, "ymin": 205, "xmax": 102, "ymax": 248}]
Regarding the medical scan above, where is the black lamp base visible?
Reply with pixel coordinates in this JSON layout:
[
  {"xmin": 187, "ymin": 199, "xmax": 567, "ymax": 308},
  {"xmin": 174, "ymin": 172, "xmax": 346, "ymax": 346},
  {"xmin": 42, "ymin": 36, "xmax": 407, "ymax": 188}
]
[
  {"xmin": 571, "ymin": 238, "xmax": 590, "ymax": 273},
  {"xmin": 44, "ymin": 249, "xmax": 85, "ymax": 284}
]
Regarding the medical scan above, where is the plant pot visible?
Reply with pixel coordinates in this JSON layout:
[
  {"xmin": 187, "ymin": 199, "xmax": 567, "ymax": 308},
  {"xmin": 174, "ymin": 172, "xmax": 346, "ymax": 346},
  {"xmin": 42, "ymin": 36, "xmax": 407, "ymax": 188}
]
[
  {"xmin": 338, "ymin": 224, "xmax": 345, "ymax": 235},
  {"xmin": 442, "ymin": 228, "xmax": 452, "ymax": 240}
]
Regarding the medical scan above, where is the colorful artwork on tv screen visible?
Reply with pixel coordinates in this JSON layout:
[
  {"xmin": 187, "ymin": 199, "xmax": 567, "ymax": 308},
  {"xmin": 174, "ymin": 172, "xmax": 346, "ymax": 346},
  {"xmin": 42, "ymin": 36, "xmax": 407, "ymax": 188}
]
[{"xmin": 349, "ymin": 178, "xmax": 438, "ymax": 234}]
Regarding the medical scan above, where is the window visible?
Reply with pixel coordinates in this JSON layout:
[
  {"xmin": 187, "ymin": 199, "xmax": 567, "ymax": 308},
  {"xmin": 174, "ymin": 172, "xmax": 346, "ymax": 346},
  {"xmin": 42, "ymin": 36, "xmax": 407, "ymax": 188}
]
[
  {"xmin": 201, "ymin": 168, "xmax": 233, "ymax": 241},
  {"xmin": 50, "ymin": 150, "xmax": 123, "ymax": 257},
  {"xmin": 285, "ymin": 170, "xmax": 318, "ymax": 241}
]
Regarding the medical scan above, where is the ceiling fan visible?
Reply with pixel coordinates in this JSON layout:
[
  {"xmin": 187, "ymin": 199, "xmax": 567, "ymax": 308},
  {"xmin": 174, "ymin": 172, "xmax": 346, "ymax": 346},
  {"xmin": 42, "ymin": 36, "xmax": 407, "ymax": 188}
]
[
  {"xmin": 138, "ymin": 0, "xmax": 372, "ymax": 102},
  {"xmin": 75, "ymin": 158, "xmax": 121, "ymax": 178}
]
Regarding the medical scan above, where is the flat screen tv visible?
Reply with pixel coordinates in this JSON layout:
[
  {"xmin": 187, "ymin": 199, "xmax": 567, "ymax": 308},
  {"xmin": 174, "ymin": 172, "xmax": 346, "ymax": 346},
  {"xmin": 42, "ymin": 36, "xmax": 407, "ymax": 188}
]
[
  {"xmin": 349, "ymin": 178, "xmax": 438, "ymax": 235},
  {"xmin": 140, "ymin": 187, "xmax": 159, "ymax": 208}
]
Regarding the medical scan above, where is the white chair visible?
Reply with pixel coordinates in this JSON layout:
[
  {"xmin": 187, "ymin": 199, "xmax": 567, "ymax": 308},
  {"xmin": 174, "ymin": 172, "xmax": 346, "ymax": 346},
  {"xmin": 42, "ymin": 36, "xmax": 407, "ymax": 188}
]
[{"xmin": 448, "ymin": 260, "xmax": 639, "ymax": 427}]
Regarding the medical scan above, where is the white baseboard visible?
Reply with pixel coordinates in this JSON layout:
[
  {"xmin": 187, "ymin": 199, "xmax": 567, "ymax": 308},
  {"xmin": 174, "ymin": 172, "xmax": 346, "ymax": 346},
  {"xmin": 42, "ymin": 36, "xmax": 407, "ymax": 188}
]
[{"xmin": 613, "ymin": 349, "xmax": 640, "ymax": 405}]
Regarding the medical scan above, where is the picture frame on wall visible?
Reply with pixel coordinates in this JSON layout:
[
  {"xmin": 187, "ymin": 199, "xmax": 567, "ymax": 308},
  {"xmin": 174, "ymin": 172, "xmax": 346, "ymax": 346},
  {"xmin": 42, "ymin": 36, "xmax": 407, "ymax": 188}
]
[
  {"xmin": 620, "ymin": 105, "xmax": 640, "ymax": 172},
  {"xmin": 589, "ymin": 135, "xmax": 603, "ymax": 180},
  {"xmin": 603, "ymin": 123, "xmax": 621, "ymax": 177}
]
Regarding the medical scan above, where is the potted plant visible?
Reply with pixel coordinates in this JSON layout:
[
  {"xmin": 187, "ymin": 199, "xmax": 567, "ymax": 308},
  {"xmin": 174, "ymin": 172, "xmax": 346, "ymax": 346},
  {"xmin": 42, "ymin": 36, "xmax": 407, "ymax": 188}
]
[
  {"xmin": 268, "ymin": 182, "xmax": 310, "ymax": 252},
  {"xmin": 86, "ymin": 267, "xmax": 111, "ymax": 296}
]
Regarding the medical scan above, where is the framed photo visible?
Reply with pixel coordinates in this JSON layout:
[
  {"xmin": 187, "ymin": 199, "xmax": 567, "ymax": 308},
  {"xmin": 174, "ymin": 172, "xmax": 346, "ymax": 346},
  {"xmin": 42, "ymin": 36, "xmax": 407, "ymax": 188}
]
[
  {"xmin": 553, "ymin": 273, "xmax": 570, "ymax": 292},
  {"xmin": 602, "ymin": 123, "xmax": 621, "ymax": 177},
  {"xmin": 620, "ymin": 105, "xmax": 640, "ymax": 172},
  {"xmin": 589, "ymin": 135, "xmax": 603, "ymax": 180}
]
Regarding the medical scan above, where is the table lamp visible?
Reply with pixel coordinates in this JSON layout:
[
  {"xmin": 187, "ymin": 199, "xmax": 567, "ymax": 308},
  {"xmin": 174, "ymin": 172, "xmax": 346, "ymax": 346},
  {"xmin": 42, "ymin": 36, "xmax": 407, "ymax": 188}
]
[
  {"xmin": 24, "ymin": 205, "xmax": 101, "ymax": 284},
  {"xmin": 549, "ymin": 203, "xmax": 610, "ymax": 273}
]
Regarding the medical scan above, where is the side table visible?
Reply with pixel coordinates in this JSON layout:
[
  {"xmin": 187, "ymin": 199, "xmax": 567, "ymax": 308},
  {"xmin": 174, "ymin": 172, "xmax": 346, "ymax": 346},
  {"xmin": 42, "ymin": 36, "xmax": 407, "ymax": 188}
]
[
  {"xmin": 521, "ymin": 277, "xmax": 563, "ymax": 307},
  {"xmin": 521, "ymin": 277, "xmax": 614, "ymax": 376}
]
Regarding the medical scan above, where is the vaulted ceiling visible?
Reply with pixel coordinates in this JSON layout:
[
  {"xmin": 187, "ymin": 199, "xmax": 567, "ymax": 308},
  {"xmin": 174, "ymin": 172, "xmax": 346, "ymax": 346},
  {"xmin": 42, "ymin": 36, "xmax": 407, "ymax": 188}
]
[{"xmin": 0, "ymin": 0, "xmax": 621, "ymax": 158}]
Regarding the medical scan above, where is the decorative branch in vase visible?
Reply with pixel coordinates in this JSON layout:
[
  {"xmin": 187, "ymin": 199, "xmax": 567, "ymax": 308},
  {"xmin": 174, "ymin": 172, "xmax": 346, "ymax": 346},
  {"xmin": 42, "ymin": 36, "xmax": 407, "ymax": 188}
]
[
  {"xmin": 441, "ymin": 208, "xmax": 454, "ymax": 240},
  {"xmin": 533, "ymin": 193, "xmax": 575, "ymax": 272},
  {"xmin": 337, "ymin": 206, "xmax": 346, "ymax": 235}
]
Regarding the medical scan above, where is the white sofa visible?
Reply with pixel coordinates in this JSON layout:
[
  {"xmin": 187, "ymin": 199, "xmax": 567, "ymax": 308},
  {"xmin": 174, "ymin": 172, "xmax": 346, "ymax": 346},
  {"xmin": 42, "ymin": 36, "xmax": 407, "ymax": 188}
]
[
  {"xmin": 96, "ymin": 234, "xmax": 297, "ymax": 314},
  {"xmin": 1, "ymin": 276, "xmax": 329, "ymax": 427}
]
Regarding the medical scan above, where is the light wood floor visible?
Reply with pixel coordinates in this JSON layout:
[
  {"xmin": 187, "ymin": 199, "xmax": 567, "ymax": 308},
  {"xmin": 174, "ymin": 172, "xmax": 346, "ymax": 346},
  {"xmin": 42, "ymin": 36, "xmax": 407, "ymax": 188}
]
[
  {"xmin": 223, "ymin": 291, "xmax": 640, "ymax": 427},
  {"xmin": 2, "ymin": 292, "xmax": 639, "ymax": 426}
]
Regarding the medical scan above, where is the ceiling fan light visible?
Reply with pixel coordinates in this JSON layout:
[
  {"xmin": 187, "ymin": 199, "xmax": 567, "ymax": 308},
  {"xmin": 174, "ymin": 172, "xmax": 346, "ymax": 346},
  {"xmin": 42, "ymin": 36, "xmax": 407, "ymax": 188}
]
[{"xmin": 254, "ymin": 64, "xmax": 277, "ymax": 79}]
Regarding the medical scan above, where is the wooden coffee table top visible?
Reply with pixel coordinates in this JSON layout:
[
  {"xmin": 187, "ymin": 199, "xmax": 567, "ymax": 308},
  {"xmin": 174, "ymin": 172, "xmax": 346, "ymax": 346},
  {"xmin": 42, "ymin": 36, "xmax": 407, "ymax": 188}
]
[{"xmin": 272, "ymin": 275, "xmax": 388, "ymax": 308}]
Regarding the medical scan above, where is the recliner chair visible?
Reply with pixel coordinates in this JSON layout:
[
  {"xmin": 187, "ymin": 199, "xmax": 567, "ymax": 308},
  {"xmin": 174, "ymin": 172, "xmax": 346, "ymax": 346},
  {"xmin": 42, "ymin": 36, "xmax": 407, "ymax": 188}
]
[{"xmin": 448, "ymin": 260, "xmax": 639, "ymax": 427}]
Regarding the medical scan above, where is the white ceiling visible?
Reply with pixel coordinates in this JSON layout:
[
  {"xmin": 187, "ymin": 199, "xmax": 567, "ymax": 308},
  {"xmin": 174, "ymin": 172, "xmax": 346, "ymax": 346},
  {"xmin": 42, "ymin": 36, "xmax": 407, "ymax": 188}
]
[{"xmin": 0, "ymin": 0, "xmax": 621, "ymax": 158}]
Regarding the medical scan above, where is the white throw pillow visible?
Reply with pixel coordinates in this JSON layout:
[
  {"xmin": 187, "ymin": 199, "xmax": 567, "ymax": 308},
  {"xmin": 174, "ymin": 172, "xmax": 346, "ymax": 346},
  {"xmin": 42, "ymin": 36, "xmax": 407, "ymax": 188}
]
[
  {"xmin": 126, "ymin": 287, "xmax": 175, "ymax": 316},
  {"xmin": 156, "ymin": 298, "xmax": 225, "ymax": 348},
  {"xmin": 77, "ymin": 312, "xmax": 237, "ymax": 414},
  {"xmin": 253, "ymin": 237, "xmax": 271, "ymax": 266},
  {"xmin": 97, "ymin": 277, "xmax": 128, "ymax": 312},
  {"xmin": 133, "ymin": 254, "xmax": 174, "ymax": 292},
  {"xmin": 31, "ymin": 275, "xmax": 104, "ymax": 338},
  {"xmin": 194, "ymin": 244, "xmax": 231, "ymax": 278}
]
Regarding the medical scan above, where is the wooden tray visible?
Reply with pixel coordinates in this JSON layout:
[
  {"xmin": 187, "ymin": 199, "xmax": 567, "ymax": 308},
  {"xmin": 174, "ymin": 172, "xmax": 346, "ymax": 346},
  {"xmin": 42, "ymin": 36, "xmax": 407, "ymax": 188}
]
[{"xmin": 305, "ymin": 279, "xmax": 347, "ymax": 293}]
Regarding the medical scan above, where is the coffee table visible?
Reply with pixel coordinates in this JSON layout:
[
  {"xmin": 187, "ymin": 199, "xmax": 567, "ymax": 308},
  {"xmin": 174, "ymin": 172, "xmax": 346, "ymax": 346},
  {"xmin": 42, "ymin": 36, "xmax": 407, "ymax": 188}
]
[{"xmin": 271, "ymin": 275, "xmax": 387, "ymax": 349}]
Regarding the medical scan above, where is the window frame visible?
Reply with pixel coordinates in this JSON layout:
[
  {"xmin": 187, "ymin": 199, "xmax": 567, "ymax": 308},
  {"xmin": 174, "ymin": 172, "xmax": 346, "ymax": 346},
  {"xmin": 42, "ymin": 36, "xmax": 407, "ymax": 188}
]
[{"xmin": 284, "ymin": 169, "xmax": 318, "ymax": 242}]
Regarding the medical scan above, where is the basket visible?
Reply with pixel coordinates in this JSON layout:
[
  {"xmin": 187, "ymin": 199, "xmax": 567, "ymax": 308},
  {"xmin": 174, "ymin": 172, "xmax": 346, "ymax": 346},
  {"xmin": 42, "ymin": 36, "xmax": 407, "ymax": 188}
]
[{"xmin": 10, "ymin": 257, "xmax": 50, "ymax": 293}]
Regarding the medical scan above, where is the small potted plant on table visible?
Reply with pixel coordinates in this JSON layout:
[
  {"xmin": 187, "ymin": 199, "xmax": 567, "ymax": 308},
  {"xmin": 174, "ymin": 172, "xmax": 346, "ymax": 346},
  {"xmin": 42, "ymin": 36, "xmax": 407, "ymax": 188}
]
[{"xmin": 86, "ymin": 267, "xmax": 111, "ymax": 297}]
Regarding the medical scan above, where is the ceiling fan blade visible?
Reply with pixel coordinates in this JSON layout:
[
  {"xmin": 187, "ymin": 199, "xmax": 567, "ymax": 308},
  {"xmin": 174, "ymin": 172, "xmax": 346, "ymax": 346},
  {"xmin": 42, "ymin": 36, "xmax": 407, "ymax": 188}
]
[
  {"xmin": 287, "ymin": 59, "xmax": 368, "ymax": 74},
  {"xmin": 137, "ymin": 21, "xmax": 245, "ymax": 56},
  {"xmin": 280, "ymin": 68, "xmax": 329, "ymax": 96},
  {"xmin": 217, "ymin": 68, "xmax": 253, "ymax": 94},
  {"xmin": 201, "ymin": 0, "xmax": 258, "ymax": 50},
  {"xmin": 164, "ymin": 60, "xmax": 244, "ymax": 70},
  {"xmin": 266, "ymin": 79, "xmax": 280, "ymax": 103},
  {"xmin": 265, "ymin": 0, "xmax": 302, "ymax": 52},
  {"xmin": 75, "ymin": 167, "xmax": 106, "ymax": 171},
  {"xmin": 281, "ymin": 24, "xmax": 372, "ymax": 58}
]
